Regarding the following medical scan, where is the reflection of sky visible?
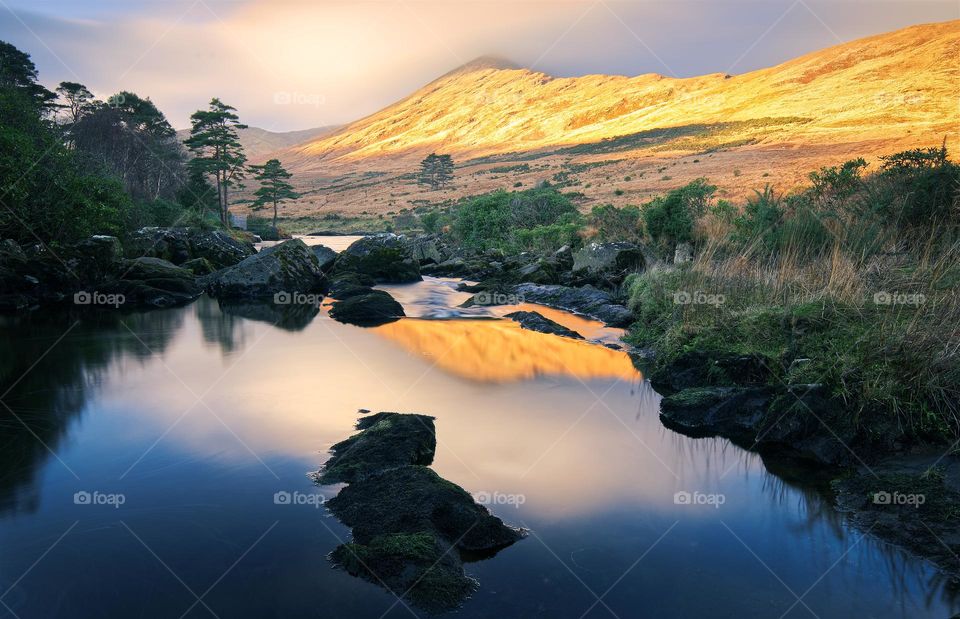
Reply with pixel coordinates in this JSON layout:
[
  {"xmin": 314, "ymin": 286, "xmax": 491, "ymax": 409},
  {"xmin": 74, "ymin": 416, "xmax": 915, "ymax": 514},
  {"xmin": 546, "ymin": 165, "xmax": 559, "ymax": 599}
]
[
  {"xmin": 1, "ymin": 1, "xmax": 956, "ymax": 129},
  {"xmin": 0, "ymin": 297, "xmax": 953, "ymax": 617}
]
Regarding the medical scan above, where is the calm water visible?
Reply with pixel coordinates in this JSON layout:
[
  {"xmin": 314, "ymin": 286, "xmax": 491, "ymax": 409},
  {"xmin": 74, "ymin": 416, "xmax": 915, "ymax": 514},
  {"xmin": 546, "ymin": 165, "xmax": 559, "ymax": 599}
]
[{"xmin": 0, "ymin": 271, "xmax": 955, "ymax": 617}]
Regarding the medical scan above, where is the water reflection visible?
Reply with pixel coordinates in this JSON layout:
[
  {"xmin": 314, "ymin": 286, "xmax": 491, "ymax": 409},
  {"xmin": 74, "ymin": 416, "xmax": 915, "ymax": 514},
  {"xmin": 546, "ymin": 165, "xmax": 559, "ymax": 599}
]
[
  {"xmin": 371, "ymin": 317, "xmax": 639, "ymax": 382},
  {"xmin": 0, "ymin": 290, "xmax": 955, "ymax": 617}
]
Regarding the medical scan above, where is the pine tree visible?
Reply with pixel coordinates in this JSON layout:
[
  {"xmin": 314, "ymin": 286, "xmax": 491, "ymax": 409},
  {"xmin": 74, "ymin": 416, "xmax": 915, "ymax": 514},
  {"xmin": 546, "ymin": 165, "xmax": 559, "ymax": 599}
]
[
  {"xmin": 418, "ymin": 153, "xmax": 455, "ymax": 189},
  {"xmin": 55, "ymin": 82, "xmax": 94, "ymax": 126},
  {"xmin": 436, "ymin": 154, "xmax": 454, "ymax": 187},
  {"xmin": 250, "ymin": 158, "xmax": 299, "ymax": 232},
  {"xmin": 184, "ymin": 98, "xmax": 247, "ymax": 226}
]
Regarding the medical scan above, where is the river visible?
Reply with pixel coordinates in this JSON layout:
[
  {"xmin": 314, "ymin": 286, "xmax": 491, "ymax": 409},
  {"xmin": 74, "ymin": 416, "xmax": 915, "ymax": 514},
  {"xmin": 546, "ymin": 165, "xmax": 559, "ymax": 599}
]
[{"xmin": 0, "ymin": 241, "xmax": 954, "ymax": 617}]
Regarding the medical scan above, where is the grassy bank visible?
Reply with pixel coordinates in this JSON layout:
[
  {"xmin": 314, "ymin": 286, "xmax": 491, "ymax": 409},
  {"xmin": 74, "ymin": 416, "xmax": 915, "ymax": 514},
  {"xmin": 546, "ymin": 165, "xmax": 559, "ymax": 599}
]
[{"xmin": 623, "ymin": 146, "xmax": 959, "ymax": 445}]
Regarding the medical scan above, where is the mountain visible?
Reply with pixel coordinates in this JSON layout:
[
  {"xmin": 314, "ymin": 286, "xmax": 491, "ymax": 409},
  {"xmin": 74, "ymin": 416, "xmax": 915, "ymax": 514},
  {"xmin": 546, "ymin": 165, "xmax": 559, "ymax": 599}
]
[
  {"xmin": 176, "ymin": 125, "xmax": 339, "ymax": 163},
  {"xmin": 287, "ymin": 20, "xmax": 958, "ymax": 167}
]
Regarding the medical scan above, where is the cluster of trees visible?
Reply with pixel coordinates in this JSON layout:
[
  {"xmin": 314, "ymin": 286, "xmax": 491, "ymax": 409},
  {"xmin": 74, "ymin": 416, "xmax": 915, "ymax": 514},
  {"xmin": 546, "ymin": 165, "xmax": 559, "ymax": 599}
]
[
  {"xmin": 0, "ymin": 40, "xmax": 300, "ymax": 245},
  {"xmin": 418, "ymin": 153, "xmax": 454, "ymax": 189}
]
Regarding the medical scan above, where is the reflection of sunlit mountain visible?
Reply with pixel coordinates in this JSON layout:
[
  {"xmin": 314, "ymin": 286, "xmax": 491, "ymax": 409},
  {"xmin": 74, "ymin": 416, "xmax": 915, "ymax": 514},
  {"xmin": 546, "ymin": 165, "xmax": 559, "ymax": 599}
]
[{"xmin": 372, "ymin": 318, "xmax": 640, "ymax": 383}]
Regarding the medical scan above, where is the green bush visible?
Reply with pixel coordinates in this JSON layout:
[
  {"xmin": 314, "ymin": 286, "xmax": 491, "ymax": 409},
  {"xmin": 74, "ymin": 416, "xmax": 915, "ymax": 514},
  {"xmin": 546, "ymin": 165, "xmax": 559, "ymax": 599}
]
[
  {"xmin": 642, "ymin": 179, "xmax": 715, "ymax": 254},
  {"xmin": 450, "ymin": 187, "xmax": 580, "ymax": 252},
  {"xmin": 588, "ymin": 204, "xmax": 641, "ymax": 242}
]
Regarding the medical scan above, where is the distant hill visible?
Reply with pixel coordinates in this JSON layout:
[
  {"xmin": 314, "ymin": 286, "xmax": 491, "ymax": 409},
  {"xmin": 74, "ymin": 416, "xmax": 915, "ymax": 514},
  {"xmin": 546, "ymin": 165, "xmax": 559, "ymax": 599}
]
[
  {"xmin": 176, "ymin": 125, "xmax": 339, "ymax": 163},
  {"xmin": 287, "ymin": 20, "xmax": 957, "ymax": 167}
]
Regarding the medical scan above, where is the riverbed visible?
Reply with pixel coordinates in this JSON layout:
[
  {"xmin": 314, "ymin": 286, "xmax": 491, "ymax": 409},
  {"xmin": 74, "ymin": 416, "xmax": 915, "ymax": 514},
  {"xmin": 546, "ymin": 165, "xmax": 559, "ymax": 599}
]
[{"xmin": 0, "ymin": 266, "xmax": 955, "ymax": 617}]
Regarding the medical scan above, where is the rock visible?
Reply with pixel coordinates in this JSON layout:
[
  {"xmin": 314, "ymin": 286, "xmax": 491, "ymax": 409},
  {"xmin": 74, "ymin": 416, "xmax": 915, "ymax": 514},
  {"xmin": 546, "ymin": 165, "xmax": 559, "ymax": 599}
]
[
  {"xmin": 328, "ymin": 465, "xmax": 525, "ymax": 554},
  {"xmin": 205, "ymin": 239, "xmax": 323, "ymax": 299},
  {"xmin": 319, "ymin": 412, "xmax": 525, "ymax": 612},
  {"xmin": 181, "ymin": 257, "xmax": 215, "ymax": 276},
  {"xmin": 327, "ymin": 272, "xmax": 376, "ymax": 299},
  {"xmin": 103, "ymin": 257, "xmax": 201, "ymax": 308},
  {"xmin": 333, "ymin": 233, "xmax": 421, "ymax": 283},
  {"xmin": 504, "ymin": 311, "xmax": 584, "ymax": 340},
  {"xmin": 126, "ymin": 227, "xmax": 255, "ymax": 270},
  {"xmin": 516, "ymin": 258, "xmax": 559, "ymax": 284},
  {"xmin": 659, "ymin": 386, "xmax": 774, "ymax": 444},
  {"xmin": 318, "ymin": 412, "xmax": 437, "ymax": 483},
  {"xmin": 572, "ymin": 242, "xmax": 644, "ymax": 286},
  {"xmin": 649, "ymin": 351, "xmax": 775, "ymax": 394},
  {"xmin": 311, "ymin": 244, "xmax": 338, "ymax": 272},
  {"xmin": 329, "ymin": 289, "xmax": 405, "ymax": 326},
  {"xmin": 553, "ymin": 244, "xmax": 574, "ymax": 270},
  {"xmin": 405, "ymin": 235, "xmax": 449, "ymax": 265},
  {"xmin": 330, "ymin": 531, "xmax": 475, "ymax": 614},
  {"xmin": 674, "ymin": 241, "xmax": 694, "ymax": 264},
  {"xmin": 502, "ymin": 283, "xmax": 634, "ymax": 328}
]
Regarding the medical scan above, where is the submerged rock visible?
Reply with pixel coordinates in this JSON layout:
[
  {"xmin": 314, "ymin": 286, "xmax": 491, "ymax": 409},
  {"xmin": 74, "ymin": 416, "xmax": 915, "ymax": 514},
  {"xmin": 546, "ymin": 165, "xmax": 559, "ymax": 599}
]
[
  {"xmin": 317, "ymin": 412, "xmax": 524, "ymax": 612},
  {"xmin": 504, "ymin": 310, "xmax": 584, "ymax": 340},
  {"xmin": 506, "ymin": 283, "xmax": 634, "ymax": 327},
  {"xmin": 328, "ymin": 289, "xmax": 405, "ymax": 327},
  {"xmin": 205, "ymin": 239, "xmax": 323, "ymax": 299},
  {"xmin": 332, "ymin": 233, "xmax": 421, "ymax": 283},
  {"xmin": 318, "ymin": 413, "xmax": 436, "ymax": 483}
]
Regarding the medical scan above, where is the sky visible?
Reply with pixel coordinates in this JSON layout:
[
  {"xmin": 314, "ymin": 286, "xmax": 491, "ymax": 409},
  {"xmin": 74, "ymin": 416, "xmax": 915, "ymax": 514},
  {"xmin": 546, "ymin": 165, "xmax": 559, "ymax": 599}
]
[{"xmin": 1, "ymin": 0, "xmax": 957, "ymax": 131}]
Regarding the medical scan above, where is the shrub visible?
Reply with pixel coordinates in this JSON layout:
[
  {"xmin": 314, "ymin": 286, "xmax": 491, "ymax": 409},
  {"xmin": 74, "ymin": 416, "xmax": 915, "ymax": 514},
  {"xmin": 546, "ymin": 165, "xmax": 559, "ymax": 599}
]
[
  {"xmin": 642, "ymin": 179, "xmax": 716, "ymax": 254},
  {"xmin": 450, "ymin": 187, "xmax": 580, "ymax": 252}
]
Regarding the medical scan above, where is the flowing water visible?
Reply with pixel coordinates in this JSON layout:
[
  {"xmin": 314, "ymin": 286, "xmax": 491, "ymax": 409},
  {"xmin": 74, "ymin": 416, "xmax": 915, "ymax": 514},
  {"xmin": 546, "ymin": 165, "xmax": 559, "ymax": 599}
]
[{"xmin": 0, "ymin": 245, "xmax": 955, "ymax": 617}]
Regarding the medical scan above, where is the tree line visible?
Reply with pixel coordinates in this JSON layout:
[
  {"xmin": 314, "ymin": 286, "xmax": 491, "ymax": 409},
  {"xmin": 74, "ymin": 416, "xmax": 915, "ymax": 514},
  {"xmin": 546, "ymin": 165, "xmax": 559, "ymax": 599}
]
[{"xmin": 0, "ymin": 40, "xmax": 299, "ymax": 244}]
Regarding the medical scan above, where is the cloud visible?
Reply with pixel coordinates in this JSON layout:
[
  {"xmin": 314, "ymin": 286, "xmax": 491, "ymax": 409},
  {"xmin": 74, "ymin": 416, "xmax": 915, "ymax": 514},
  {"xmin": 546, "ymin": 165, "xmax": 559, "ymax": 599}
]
[{"xmin": 1, "ymin": 0, "xmax": 955, "ymax": 131}]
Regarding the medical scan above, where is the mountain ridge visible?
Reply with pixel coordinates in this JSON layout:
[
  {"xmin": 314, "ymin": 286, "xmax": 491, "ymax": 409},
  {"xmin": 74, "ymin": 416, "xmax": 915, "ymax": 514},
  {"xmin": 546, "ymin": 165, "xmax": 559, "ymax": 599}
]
[{"xmin": 281, "ymin": 19, "xmax": 958, "ymax": 170}]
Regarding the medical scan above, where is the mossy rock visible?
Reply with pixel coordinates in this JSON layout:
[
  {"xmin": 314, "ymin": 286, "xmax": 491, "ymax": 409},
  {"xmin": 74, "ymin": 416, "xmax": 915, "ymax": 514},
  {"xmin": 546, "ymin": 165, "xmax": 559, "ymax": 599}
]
[
  {"xmin": 328, "ymin": 289, "xmax": 404, "ymax": 327},
  {"xmin": 326, "ymin": 465, "xmax": 524, "ymax": 553},
  {"xmin": 318, "ymin": 412, "xmax": 437, "ymax": 483},
  {"xmin": 332, "ymin": 234, "xmax": 421, "ymax": 283},
  {"xmin": 330, "ymin": 532, "xmax": 477, "ymax": 613}
]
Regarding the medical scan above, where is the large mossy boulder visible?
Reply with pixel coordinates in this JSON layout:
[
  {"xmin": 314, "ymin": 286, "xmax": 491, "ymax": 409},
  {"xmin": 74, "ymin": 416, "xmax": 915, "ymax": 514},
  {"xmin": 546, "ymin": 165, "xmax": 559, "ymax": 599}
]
[
  {"xmin": 405, "ymin": 234, "xmax": 449, "ymax": 266},
  {"xmin": 332, "ymin": 233, "xmax": 421, "ymax": 283},
  {"xmin": 328, "ymin": 289, "xmax": 404, "ymax": 327},
  {"xmin": 572, "ymin": 242, "xmax": 645, "ymax": 287},
  {"xmin": 205, "ymin": 239, "xmax": 323, "ymax": 299},
  {"xmin": 126, "ymin": 227, "xmax": 255, "ymax": 270}
]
